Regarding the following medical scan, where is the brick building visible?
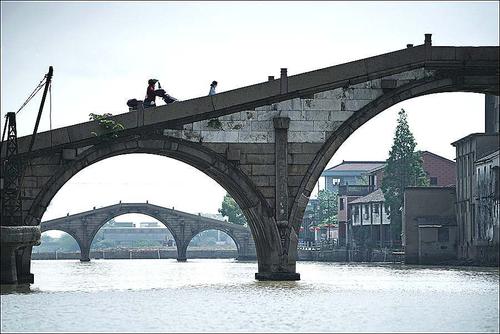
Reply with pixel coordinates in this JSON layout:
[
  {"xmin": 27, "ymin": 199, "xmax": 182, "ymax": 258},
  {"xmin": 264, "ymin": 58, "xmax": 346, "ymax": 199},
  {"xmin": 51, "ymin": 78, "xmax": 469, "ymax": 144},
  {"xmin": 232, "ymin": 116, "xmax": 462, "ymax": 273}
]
[
  {"xmin": 364, "ymin": 151, "xmax": 456, "ymax": 189},
  {"xmin": 421, "ymin": 151, "xmax": 456, "ymax": 186}
]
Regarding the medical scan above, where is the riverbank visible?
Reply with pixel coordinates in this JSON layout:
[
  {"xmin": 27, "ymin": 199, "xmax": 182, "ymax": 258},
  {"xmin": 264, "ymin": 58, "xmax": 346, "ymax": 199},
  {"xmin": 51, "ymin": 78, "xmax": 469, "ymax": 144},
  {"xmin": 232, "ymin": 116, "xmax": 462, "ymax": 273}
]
[
  {"xmin": 33, "ymin": 247, "xmax": 400, "ymax": 263},
  {"xmin": 33, "ymin": 247, "xmax": 498, "ymax": 267},
  {"xmin": 298, "ymin": 247, "xmax": 405, "ymax": 263},
  {"xmin": 32, "ymin": 248, "xmax": 247, "ymax": 260}
]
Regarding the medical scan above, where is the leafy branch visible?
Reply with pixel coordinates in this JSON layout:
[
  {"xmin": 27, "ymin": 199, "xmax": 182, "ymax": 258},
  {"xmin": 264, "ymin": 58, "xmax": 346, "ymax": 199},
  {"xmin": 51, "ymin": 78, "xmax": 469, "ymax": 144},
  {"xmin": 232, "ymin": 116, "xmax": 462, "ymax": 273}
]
[
  {"xmin": 89, "ymin": 113, "xmax": 125, "ymax": 138},
  {"xmin": 207, "ymin": 118, "xmax": 223, "ymax": 130}
]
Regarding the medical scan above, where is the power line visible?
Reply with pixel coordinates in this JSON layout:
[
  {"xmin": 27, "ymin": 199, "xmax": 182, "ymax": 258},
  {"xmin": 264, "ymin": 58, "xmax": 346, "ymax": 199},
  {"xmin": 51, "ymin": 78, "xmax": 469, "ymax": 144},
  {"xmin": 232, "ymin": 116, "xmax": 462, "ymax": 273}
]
[{"xmin": 15, "ymin": 76, "xmax": 47, "ymax": 115}]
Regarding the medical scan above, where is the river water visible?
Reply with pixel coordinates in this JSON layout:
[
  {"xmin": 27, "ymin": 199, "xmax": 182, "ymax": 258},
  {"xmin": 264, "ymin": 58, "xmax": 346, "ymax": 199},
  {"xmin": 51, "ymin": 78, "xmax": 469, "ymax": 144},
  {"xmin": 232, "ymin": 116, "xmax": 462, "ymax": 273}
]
[{"xmin": 1, "ymin": 259, "xmax": 498, "ymax": 332}]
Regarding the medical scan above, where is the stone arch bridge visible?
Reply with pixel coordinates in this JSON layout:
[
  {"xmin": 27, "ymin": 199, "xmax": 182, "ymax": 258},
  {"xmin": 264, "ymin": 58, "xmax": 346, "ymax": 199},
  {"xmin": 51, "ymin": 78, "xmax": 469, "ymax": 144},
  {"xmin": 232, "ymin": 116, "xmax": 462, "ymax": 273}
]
[
  {"xmin": 40, "ymin": 202, "xmax": 256, "ymax": 261},
  {"xmin": 1, "ymin": 35, "xmax": 499, "ymax": 283}
]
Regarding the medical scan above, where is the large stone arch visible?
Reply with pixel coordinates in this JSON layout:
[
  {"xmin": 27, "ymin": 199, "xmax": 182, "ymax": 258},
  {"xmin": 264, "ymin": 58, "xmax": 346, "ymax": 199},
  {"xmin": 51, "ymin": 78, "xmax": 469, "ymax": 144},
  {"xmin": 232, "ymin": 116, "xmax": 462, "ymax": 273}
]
[
  {"xmin": 289, "ymin": 76, "xmax": 498, "ymax": 230},
  {"xmin": 29, "ymin": 135, "xmax": 281, "ymax": 273}
]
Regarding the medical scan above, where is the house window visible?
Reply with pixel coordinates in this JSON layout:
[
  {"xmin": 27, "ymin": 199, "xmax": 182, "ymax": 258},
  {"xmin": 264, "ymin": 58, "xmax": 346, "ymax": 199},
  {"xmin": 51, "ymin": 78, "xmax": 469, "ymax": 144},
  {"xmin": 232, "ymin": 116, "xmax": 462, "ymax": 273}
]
[
  {"xmin": 374, "ymin": 204, "xmax": 379, "ymax": 214},
  {"xmin": 438, "ymin": 227, "xmax": 449, "ymax": 242},
  {"xmin": 339, "ymin": 198, "xmax": 344, "ymax": 210},
  {"xmin": 364, "ymin": 204, "xmax": 370, "ymax": 219},
  {"xmin": 430, "ymin": 177, "xmax": 438, "ymax": 185}
]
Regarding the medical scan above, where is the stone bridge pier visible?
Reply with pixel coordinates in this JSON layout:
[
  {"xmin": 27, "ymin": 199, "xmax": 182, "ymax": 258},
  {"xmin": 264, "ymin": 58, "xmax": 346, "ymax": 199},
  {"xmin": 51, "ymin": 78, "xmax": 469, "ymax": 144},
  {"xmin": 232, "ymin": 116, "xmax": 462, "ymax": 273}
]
[{"xmin": 0, "ymin": 226, "xmax": 40, "ymax": 284}]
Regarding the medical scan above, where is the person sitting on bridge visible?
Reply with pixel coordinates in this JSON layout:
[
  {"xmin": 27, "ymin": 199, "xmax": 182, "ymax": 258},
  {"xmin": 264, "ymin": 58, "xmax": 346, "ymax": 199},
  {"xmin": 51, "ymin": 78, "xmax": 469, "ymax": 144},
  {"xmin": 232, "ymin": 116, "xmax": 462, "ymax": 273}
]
[{"xmin": 143, "ymin": 79, "xmax": 178, "ymax": 108}]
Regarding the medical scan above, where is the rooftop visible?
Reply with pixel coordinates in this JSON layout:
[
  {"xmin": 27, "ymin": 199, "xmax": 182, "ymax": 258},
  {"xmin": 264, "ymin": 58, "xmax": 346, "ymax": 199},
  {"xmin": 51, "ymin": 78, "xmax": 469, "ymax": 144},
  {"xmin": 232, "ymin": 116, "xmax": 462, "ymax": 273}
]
[
  {"xmin": 420, "ymin": 151, "xmax": 456, "ymax": 165},
  {"xmin": 475, "ymin": 149, "xmax": 500, "ymax": 164},
  {"xmin": 324, "ymin": 161, "xmax": 385, "ymax": 174},
  {"xmin": 451, "ymin": 132, "xmax": 499, "ymax": 146},
  {"xmin": 349, "ymin": 188, "xmax": 385, "ymax": 204}
]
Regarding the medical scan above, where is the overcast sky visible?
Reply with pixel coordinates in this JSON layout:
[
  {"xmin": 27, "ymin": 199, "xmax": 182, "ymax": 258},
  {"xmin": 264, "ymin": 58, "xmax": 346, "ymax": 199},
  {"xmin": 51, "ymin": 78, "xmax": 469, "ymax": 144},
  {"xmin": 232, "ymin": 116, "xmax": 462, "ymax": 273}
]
[{"xmin": 1, "ymin": 1, "xmax": 498, "ymax": 225}]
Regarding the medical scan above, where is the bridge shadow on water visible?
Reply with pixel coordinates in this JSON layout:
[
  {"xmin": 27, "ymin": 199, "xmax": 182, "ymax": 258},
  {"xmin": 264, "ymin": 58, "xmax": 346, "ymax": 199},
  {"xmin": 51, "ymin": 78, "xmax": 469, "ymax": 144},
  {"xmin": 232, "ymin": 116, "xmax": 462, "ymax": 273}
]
[{"xmin": 0, "ymin": 284, "xmax": 42, "ymax": 295}]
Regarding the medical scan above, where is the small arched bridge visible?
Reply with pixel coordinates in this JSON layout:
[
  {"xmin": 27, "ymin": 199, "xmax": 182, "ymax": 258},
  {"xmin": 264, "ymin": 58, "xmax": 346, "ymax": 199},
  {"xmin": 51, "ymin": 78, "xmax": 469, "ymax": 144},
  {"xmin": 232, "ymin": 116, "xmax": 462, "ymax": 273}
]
[
  {"xmin": 1, "ymin": 35, "xmax": 499, "ymax": 283},
  {"xmin": 40, "ymin": 203, "xmax": 256, "ymax": 261}
]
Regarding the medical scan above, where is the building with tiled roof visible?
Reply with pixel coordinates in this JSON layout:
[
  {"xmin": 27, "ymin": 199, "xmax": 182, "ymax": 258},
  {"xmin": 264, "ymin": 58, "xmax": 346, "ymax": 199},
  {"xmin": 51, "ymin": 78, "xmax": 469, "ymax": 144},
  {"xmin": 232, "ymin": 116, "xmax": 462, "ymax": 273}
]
[
  {"xmin": 348, "ymin": 188, "xmax": 392, "ymax": 248},
  {"xmin": 350, "ymin": 188, "xmax": 386, "ymax": 204},
  {"xmin": 321, "ymin": 161, "xmax": 385, "ymax": 192}
]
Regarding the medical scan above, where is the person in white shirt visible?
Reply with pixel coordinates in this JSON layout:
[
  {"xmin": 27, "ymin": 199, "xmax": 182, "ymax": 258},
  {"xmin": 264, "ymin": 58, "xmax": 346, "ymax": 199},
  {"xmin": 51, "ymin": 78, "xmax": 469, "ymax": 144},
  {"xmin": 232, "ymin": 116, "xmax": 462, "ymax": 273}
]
[{"xmin": 208, "ymin": 80, "xmax": 218, "ymax": 96}]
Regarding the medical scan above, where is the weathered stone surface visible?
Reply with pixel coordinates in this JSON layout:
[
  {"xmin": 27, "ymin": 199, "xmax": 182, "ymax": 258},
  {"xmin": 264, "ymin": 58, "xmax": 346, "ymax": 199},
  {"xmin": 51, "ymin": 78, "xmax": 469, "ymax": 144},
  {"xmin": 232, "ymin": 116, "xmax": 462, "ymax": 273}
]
[
  {"xmin": 252, "ymin": 165, "xmax": 275, "ymax": 176},
  {"xmin": 226, "ymin": 149, "xmax": 241, "ymax": 161},
  {"xmin": 0, "ymin": 226, "xmax": 41, "ymax": 244},
  {"xmin": 238, "ymin": 132, "xmax": 269, "ymax": 143},
  {"xmin": 288, "ymin": 131, "xmax": 325, "ymax": 142},
  {"xmin": 244, "ymin": 154, "xmax": 274, "ymax": 165},
  {"xmin": 24, "ymin": 165, "xmax": 58, "ymax": 177},
  {"xmin": 154, "ymin": 68, "xmax": 440, "ymax": 146}
]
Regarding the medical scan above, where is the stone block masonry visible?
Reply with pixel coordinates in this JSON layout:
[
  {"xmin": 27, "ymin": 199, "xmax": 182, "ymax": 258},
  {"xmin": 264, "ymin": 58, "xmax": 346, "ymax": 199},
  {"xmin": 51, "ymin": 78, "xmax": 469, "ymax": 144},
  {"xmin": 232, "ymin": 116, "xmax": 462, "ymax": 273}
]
[{"xmin": 163, "ymin": 68, "xmax": 435, "ymax": 144}]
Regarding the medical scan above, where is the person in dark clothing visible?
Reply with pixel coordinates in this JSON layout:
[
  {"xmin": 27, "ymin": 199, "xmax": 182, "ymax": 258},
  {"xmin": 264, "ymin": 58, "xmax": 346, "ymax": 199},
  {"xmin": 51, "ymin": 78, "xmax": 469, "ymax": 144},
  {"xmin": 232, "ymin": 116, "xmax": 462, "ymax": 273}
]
[
  {"xmin": 144, "ymin": 79, "xmax": 157, "ymax": 107},
  {"xmin": 143, "ymin": 79, "xmax": 177, "ymax": 108}
]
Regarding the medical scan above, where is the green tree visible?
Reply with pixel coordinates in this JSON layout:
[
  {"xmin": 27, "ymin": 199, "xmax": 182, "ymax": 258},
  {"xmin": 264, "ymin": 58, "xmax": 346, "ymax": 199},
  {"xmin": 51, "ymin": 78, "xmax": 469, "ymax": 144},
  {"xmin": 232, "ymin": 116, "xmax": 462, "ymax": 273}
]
[
  {"xmin": 305, "ymin": 190, "xmax": 338, "ymax": 227},
  {"xmin": 219, "ymin": 193, "xmax": 247, "ymax": 226},
  {"xmin": 381, "ymin": 108, "xmax": 428, "ymax": 242},
  {"xmin": 316, "ymin": 189, "xmax": 338, "ymax": 226}
]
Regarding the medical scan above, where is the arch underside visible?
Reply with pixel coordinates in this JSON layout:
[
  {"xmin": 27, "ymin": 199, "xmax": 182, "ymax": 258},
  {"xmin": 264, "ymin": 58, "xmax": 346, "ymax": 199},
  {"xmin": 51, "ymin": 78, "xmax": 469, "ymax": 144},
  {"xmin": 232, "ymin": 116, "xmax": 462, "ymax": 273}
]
[
  {"xmin": 31, "ymin": 138, "xmax": 275, "ymax": 263},
  {"xmin": 187, "ymin": 228, "xmax": 241, "ymax": 253},
  {"xmin": 38, "ymin": 229, "xmax": 81, "ymax": 250}
]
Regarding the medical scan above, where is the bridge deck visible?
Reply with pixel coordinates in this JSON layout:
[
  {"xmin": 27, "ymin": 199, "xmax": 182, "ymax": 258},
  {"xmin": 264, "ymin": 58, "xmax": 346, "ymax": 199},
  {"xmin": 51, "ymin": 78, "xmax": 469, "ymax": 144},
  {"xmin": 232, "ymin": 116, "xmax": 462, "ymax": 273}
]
[
  {"xmin": 1, "ymin": 44, "xmax": 498, "ymax": 158},
  {"xmin": 41, "ymin": 202, "xmax": 249, "ymax": 232}
]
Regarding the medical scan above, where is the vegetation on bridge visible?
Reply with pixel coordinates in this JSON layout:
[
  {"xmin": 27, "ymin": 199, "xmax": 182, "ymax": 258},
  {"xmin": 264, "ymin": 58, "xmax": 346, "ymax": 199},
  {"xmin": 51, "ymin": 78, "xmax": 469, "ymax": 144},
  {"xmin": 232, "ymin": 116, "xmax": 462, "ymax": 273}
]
[{"xmin": 89, "ymin": 112, "xmax": 125, "ymax": 139}]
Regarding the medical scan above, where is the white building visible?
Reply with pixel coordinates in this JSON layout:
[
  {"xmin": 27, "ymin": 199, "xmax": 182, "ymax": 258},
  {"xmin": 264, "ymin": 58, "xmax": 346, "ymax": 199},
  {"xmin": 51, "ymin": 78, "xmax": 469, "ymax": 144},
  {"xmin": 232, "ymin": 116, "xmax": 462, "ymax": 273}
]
[{"xmin": 348, "ymin": 188, "xmax": 391, "ymax": 247}]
